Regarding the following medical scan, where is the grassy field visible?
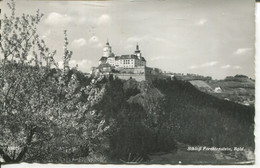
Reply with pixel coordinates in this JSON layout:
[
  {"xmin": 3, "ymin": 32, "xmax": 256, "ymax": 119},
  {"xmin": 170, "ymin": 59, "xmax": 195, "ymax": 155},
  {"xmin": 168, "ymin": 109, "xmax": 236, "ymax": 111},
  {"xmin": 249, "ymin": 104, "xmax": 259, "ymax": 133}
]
[{"xmin": 189, "ymin": 79, "xmax": 255, "ymax": 106}]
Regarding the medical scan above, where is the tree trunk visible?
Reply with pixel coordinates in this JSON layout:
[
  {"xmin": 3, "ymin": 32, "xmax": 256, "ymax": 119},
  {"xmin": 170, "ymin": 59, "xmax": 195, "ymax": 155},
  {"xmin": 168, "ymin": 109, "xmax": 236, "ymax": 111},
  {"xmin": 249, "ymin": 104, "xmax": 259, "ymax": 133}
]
[
  {"xmin": 0, "ymin": 126, "xmax": 37, "ymax": 163},
  {"xmin": 15, "ymin": 146, "xmax": 28, "ymax": 162},
  {"xmin": 155, "ymin": 123, "xmax": 163, "ymax": 151},
  {"xmin": 0, "ymin": 148, "xmax": 13, "ymax": 163},
  {"xmin": 15, "ymin": 126, "xmax": 37, "ymax": 162}
]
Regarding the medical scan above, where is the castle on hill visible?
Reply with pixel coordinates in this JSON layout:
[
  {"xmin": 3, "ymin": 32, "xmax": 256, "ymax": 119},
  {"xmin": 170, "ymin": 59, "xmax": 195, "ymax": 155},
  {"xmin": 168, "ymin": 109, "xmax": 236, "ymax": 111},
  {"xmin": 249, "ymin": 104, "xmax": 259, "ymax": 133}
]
[
  {"xmin": 99, "ymin": 41, "xmax": 146, "ymax": 69},
  {"xmin": 91, "ymin": 40, "xmax": 165, "ymax": 81}
]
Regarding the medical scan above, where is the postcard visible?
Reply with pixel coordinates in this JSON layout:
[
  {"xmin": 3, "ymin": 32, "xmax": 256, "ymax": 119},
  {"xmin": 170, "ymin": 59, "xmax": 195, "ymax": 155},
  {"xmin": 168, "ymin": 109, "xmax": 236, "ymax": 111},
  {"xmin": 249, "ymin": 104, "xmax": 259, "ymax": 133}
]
[{"xmin": 0, "ymin": 0, "xmax": 256, "ymax": 166}]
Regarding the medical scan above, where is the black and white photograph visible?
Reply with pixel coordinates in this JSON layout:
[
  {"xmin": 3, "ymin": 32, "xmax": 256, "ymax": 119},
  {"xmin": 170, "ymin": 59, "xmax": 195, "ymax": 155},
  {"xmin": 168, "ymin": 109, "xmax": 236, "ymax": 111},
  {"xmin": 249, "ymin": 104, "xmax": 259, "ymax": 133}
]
[{"xmin": 0, "ymin": 0, "xmax": 256, "ymax": 166}]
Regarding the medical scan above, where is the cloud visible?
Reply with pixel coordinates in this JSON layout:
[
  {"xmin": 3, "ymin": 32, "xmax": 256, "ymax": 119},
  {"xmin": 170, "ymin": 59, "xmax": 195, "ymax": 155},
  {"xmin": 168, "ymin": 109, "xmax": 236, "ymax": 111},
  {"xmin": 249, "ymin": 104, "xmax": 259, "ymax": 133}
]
[
  {"xmin": 233, "ymin": 65, "xmax": 242, "ymax": 69},
  {"xmin": 71, "ymin": 59, "xmax": 92, "ymax": 72},
  {"xmin": 41, "ymin": 30, "xmax": 51, "ymax": 39},
  {"xmin": 58, "ymin": 59, "xmax": 92, "ymax": 71},
  {"xmin": 201, "ymin": 61, "xmax": 218, "ymax": 67},
  {"xmin": 88, "ymin": 36, "xmax": 103, "ymax": 48},
  {"xmin": 82, "ymin": 2, "xmax": 109, "ymax": 8},
  {"xmin": 70, "ymin": 59, "xmax": 92, "ymax": 67},
  {"xmin": 188, "ymin": 61, "xmax": 218, "ymax": 70},
  {"xmin": 221, "ymin": 64, "xmax": 231, "ymax": 69},
  {"xmin": 188, "ymin": 65, "xmax": 198, "ymax": 70},
  {"xmin": 233, "ymin": 48, "xmax": 252, "ymax": 55},
  {"xmin": 196, "ymin": 18, "xmax": 208, "ymax": 26},
  {"xmin": 45, "ymin": 12, "xmax": 72, "ymax": 26},
  {"xmin": 97, "ymin": 14, "xmax": 111, "ymax": 25},
  {"xmin": 58, "ymin": 61, "xmax": 63, "ymax": 69},
  {"xmin": 221, "ymin": 64, "xmax": 242, "ymax": 69},
  {"xmin": 71, "ymin": 38, "xmax": 87, "ymax": 48}
]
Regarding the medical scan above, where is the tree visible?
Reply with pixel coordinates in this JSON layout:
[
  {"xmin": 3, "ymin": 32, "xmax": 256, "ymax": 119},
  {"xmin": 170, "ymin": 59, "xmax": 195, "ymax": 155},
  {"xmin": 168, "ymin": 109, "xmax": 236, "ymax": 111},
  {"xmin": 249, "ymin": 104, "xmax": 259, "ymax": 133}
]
[{"xmin": 0, "ymin": 1, "xmax": 109, "ymax": 162}]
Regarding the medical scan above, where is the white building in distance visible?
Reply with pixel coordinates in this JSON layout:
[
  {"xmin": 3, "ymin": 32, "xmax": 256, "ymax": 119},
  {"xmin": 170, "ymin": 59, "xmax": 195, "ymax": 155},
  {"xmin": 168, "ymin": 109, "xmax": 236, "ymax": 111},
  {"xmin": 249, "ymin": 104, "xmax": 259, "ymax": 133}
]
[{"xmin": 98, "ymin": 41, "xmax": 146, "ymax": 70}]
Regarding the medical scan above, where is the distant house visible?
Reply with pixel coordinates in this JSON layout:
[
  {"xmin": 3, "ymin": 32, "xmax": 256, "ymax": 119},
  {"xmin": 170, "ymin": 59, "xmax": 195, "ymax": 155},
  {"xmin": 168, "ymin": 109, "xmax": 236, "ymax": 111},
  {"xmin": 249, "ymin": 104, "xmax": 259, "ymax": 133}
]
[{"xmin": 214, "ymin": 87, "xmax": 222, "ymax": 93}]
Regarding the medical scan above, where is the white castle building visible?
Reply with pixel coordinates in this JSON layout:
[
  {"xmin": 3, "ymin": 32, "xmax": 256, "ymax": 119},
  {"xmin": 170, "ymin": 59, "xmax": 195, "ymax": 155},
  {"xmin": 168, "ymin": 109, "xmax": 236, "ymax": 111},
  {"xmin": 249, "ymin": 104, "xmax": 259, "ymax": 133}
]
[
  {"xmin": 98, "ymin": 41, "xmax": 146, "ymax": 70},
  {"xmin": 91, "ymin": 40, "xmax": 164, "ymax": 81}
]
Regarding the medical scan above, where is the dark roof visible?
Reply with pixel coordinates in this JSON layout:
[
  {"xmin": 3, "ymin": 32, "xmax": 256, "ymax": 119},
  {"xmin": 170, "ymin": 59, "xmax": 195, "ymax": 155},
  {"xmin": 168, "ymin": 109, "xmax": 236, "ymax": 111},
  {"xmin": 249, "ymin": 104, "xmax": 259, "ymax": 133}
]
[
  {"xmin": 98, "ymin": 63, "xmax": 111, "ymax": 68},
  {"xmin": 120, "ymin": 55, "xmax": 138, "ymax": 59},
  {"xmin": 99, "ymin": 54, "xmax": 146, "ymax": 62},
  {"xmin": 141, "ymin": 57, "xmax": 146, "ymax": 62},
  {"xmin": 99, "ymin": 57, "xmax": 107, "ymax": 61},
  {"xmin": 108, "ymin": 53, "xmax": 115, "ymax": 57}
]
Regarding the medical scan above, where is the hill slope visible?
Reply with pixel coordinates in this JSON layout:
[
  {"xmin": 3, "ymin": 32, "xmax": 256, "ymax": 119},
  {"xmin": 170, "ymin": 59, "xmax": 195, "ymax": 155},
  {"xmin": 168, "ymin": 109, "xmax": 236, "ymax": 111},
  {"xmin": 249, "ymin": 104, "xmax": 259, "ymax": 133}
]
[
  {"xmin": 188, "ymin": 76, "xmax": 255, "ymax": 106},
  {"xmin": 93, "ymin": 78, "xmax": 254, "ymax": 163},
  {"xmin": 152, "ymin": 79, "xmax": 254, "ymax": 148}
]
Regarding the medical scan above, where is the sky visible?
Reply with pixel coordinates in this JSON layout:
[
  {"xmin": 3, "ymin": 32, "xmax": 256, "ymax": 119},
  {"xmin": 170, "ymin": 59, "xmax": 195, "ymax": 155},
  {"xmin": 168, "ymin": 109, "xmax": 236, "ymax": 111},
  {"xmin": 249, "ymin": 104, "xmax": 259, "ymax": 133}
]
[{"xmin": 0, "ymin": 0, "xmax": 255, "ymax": 79}]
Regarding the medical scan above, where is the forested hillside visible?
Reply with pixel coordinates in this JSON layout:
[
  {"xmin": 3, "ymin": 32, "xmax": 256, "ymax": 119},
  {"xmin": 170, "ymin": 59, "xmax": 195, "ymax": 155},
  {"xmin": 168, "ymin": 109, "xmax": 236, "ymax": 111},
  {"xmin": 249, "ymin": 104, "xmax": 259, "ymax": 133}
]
[
  {"xmin": 91, "ymin": 77, "xmax": 254, "ymax": 163},
  {"xmin": 152, "ymin": 79, "xmax": 254, "ymax": 148}
]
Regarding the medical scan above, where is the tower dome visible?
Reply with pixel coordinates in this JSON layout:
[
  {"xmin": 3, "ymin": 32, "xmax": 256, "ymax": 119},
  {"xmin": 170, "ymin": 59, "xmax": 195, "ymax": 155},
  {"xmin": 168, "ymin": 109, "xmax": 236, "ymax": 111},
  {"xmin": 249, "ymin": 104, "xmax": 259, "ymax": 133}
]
[{"xmin": 103, "ymin": 39, "xmax": 112, "ymax": 57}]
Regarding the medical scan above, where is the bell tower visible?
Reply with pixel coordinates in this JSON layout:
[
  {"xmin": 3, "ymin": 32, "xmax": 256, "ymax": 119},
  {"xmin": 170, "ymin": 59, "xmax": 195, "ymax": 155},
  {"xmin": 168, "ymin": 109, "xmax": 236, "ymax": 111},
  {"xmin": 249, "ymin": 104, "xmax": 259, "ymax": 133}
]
[
  {"xmin": 103, "ymin": 39, "xmax": 112, "ymax": 57},
  {"xmin": 135, "ymin": 43, "xmax": 141, "ymax": 59}
]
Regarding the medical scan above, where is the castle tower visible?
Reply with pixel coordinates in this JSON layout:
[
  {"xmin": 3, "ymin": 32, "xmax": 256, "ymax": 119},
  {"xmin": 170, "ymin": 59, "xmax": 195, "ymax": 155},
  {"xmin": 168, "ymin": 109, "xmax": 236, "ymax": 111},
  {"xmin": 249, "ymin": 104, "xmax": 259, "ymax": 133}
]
[
  {"xmin": 103, "ymin": 39, "xmax": 112, "ymax": 57},
  {"xmin": 135, "ymin": 43, "xmax": 141, "ymax": 59}
]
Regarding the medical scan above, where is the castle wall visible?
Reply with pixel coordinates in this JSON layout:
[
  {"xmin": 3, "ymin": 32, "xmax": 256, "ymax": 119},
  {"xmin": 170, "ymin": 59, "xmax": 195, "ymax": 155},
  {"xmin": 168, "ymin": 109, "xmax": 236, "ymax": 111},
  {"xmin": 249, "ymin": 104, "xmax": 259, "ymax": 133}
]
[
  {"xmin": 146, "ymin": 73, "xmax": 170, "ymax": 81},
  {"xmin": 113, "ymin": 66, "xmax": 170, "ymax": 82},
  {"xmin": 119, "ymin": 66, "xmax": 145, "ymax": 74},
  {"xmin": 114, "ymin": 73, "xmax": 146, "ymax": 82},
  {"xmin": 114, "ymin": 73, "xmax": 170, "ymax": 82}
]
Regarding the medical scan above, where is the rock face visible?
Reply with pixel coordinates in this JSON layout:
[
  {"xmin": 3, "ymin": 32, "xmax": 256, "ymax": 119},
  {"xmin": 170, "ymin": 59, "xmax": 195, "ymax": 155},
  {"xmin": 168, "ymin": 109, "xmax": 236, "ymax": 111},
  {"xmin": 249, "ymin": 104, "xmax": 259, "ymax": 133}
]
[{"xmin": 125, "ymin": 80, "xmax": 164, "ymax": 114}]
